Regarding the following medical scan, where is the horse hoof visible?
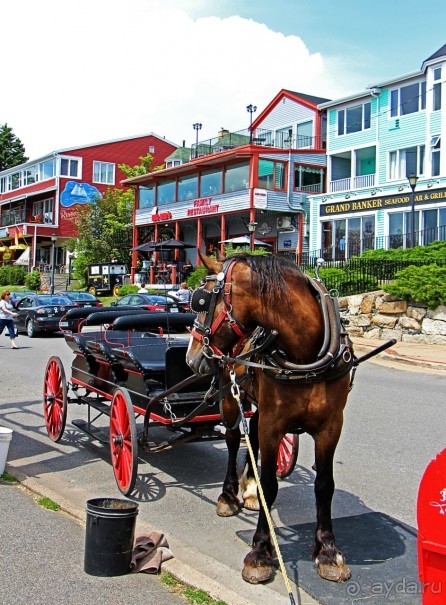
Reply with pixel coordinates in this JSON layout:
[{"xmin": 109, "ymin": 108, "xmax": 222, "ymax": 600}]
[
  {"xmin": 243, "ymin": 496, "xmax": 260, "ymax": 511},
  {"xmin": 216, "ymin": 494, "xmax": 240, "ymax": 517},
  {"xmin": 242, "ymin": 564, "xmax": 273, "ymax": 584},
  {"xmin": 317, "ymin": 562, "xmax": 351, "ymax": 583}
]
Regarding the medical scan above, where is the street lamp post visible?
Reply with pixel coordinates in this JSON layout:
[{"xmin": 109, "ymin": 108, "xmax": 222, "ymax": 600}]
[
  {"xmin": 50, "ymin": 233, "xmax": 57, "ymax": 294},
  {"xmin": 193, "ymin": 123, "xmax": 202, "ymax": 158},
  {"xmin": 408, "ymin": 173, "xmax": 419, "ymax": 248},
  {"xmin": 246, "ymin": 104, "xmax": 257, "ymax": 143},
  {"xmin": 247, "ymin": 221, "xmax": 257, "ymax": 251}
]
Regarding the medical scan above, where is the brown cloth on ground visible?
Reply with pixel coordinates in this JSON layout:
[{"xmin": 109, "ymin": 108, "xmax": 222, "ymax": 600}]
[{"xmin": 130, "ymin": 532, "xmax": 174, "ymax": 573}]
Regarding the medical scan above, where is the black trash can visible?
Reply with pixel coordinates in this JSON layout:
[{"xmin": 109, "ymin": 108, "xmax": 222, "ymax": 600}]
[{"xmin": 84, "ymin": 497, "xmax": 139, "ymax": 576}]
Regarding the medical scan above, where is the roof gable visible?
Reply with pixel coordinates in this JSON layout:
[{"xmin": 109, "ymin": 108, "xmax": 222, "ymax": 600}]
[{"xmin": 252, "ymin": 89, "xmax": 331, "ymax": 128}]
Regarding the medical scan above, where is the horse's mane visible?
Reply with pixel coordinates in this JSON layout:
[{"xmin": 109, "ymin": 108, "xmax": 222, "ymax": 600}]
[{"xmin": 225, "ymin": 253, "xmax": 303, "ymax": 307}]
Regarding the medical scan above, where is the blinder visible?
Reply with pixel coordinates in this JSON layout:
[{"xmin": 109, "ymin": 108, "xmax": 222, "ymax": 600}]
[{"xmin": 190, "ymin": 286, "xmax": 213, "ymax": 314}]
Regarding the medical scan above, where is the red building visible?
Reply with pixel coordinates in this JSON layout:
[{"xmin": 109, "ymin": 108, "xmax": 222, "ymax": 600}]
[
  {"xmin": 124, "ymin": 90, "xmax": 329, "ymax": 285},
  {"xmin": 0, "ymin": 133, "xmax": 177, "ymax": 269}
]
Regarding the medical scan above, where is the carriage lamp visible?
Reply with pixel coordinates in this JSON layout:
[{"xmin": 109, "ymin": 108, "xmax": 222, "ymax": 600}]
[
  {"xmin": 246, "ymin": 104, "xmax": 257, "ymax": 143},
  {"xmin": 50, "ymin": 233, "xmax": 57, "ymax": 295},
  {"xmin": 408, "ymin": 173, "xmax": 419, "ymax": 248},
  {"xmin": 247, "ymin": 221, "xmax": 257, "ymax": 251}
]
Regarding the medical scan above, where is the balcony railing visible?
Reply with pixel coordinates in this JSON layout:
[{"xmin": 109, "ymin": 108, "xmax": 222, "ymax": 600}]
[
  {"xmin": 329, "ymin": 173, "xmax": 376, "ymax": 193},
  {"xmin": 192, "ymin": 127, "xmax": 326, "ymax": 158}
]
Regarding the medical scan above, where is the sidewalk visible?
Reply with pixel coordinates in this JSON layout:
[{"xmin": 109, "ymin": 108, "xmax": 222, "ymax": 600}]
[
  {"xmin": 0, "ymin": 480, "xmax": 186, "ymax": 605},
  {"xmin": 351, "ymin": 336, "xmax": 446, "ymax": 371}
]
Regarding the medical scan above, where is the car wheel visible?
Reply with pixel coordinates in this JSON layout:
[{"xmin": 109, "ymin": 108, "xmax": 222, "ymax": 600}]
[
  {"xmin": 88, "ymin": 286, "xmax": 96, "ymax": 295},
  {"xmin": 27, "ymin": 319, "xmax": 37, "ymax": 338}
]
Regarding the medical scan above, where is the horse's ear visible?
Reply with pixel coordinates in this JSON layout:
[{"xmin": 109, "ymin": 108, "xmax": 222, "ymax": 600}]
[
  {"xmin": 198, "ymin": 250, "xmax": 222, "ymax": 273},
  {"xmin": 216, "ymin": 249, "xmax": 226, "ymax": 262}
]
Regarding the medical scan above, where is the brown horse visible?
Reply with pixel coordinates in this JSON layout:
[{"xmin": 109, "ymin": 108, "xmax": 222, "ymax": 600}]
[{"xmin": 186, "ymin": 251, "xmax": 353, "ymax": 584}]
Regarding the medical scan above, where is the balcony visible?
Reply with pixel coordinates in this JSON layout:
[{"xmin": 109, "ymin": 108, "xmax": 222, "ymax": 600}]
[
  {"xmin": 1, "ymin": 208, "xmax": 26, "ymax": 227},
  {"xmin": 329, "ymin": 174, "xmax": 376, "ymax": 193},
  {"xmin": 191, "ymin": 127, "xmax": 326, "ymax": 158}
]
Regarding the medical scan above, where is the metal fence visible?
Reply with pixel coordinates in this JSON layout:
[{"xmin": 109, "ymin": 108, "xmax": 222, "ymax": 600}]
[{"xmin": 279, "ymin": 253, "xmax": 446, "ymax": 297}]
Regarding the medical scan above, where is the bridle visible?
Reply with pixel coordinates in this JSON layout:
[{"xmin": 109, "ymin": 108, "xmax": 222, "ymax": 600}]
[{"xmin": 190, "ymin": 258, "xmax": 252, "ymax": 360}]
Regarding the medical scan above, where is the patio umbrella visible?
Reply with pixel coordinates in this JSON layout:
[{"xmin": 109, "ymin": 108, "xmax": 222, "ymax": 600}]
[
  {"xmin": 9, "ymin": 243, "xmax": 28, "ymax": 250},
  {"xmin": 219, "ymin": 235, "xmax": 272, "ymax": 247},
  {"xmin": 151, "ymin": 238, "xmax": 196, "ymax": 250},
  {"xmin": 131, "ymin": 241, "xmax": 156, "ymax": 252},
  {"xmin": 0, "ymin": 245, "xmax": 9, "ymax": 252}
]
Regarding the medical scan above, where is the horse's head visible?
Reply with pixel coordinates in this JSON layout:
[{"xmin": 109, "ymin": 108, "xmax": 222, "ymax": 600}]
[{"xmin": 186, "ymin": 251, "xmax": 254, "ymax": 375}]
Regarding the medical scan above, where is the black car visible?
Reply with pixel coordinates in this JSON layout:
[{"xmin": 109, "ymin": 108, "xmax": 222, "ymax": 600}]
[
  {"xmin": 14, "ymin": 294, "xmax": 76, "ymax": 337},
  {"xmin": 55, "ymin": 291, "xmax": 103, "ymax": 308},
  {"xmin": 111, "ymin": 293, "xmax": 182, "ymax": 312},
  {"xmin": 9, "ymin": 291, "xmax": 36, "ymax": 308}
]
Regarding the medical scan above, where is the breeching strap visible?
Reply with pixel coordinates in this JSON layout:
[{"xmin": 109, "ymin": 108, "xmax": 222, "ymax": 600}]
[{"xmin": 229, "ymin": 371, "xmax": 296, "ymax": 605}]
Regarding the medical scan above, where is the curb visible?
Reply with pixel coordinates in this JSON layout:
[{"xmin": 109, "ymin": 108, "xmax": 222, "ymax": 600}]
[{"xmin": 352, "ymin": 341, "xmax": 446, "ymax": 372}]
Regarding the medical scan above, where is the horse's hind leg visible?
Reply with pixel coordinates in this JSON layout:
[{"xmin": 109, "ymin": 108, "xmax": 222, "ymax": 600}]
[
  {"xmin": 312, "ymin": 423, "xmax": 351, "ymax": 582},
  {"xmin": 240, "ymin": 409, "xmax": 260, "ymax": 511}
]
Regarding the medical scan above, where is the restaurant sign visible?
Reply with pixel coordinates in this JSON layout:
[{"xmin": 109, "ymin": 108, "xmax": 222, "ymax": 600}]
[{"xmin": 320, "ymin": 188, "xmax": 446, "ymax": 217}]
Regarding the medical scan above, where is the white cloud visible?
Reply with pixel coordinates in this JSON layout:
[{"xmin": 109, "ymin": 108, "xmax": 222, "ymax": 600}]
[{"xmin": 0, "ymin": 0, "xmax": 365, "ymax": 158}]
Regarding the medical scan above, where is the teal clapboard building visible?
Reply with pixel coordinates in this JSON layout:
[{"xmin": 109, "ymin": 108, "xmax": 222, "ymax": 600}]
[{"xmin": 308, "ymin": 43, "xmax": 446, "ymax": 259}]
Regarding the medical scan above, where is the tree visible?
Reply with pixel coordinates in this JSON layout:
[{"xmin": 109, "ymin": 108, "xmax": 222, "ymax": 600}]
[
  {"xmin": 0, "ymin": 123, "xmax": 28, "ymax": 171},
  {"xmin": 68, "ymin": 154, "xmax": 160, "ymax": 285}
]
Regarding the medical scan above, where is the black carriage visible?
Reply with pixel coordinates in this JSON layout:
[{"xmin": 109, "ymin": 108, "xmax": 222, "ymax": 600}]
[{"xmin": 42, "ymin": 306, "xmax": 299, "ymax": 496}]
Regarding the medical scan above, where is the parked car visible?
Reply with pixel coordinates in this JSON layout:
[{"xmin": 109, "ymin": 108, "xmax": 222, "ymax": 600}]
[
  {"xmin": 55, "ymin": 291, "xmax": 103, "ymax": 308},
  {"xmin": 14, "ymin": 294, "xmax": 76, "ymax": 337},
  {"xmin": 9, "ymin": 291, "xmax": 35, "ymax": 308},
  {"xmin": 111, "ymin": 293, "xmax": 183, "ymax": 312}
]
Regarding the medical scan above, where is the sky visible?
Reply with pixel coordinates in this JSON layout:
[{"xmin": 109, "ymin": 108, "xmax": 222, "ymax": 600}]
[{"xmin": 1, "ymin": 0, "xmax": 446, "ymax": 160}]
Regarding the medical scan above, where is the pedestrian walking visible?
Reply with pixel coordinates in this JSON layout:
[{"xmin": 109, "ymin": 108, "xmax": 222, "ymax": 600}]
[
  {"xmin": 0, "ymin": 291, "xmax": 19, "ymax": 349},
  {"xmin": 138, "ymin": 282, "xmax": 148, "ymax": 293}
]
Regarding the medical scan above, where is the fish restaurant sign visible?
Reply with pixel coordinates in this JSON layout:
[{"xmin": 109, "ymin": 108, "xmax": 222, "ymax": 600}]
[{"xmin": 320, "ymin": 188, "xmax": 446, "ymax": 217}]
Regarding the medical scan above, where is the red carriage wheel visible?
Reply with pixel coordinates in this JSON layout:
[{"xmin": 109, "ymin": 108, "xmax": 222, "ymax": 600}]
[
  {"xmin": 276, "ymin": 433, "xmax": 299, "ymax": 479},
  {"xmin": 109, "ymin": 387, "xmax": 138, "ymax": 496},
  {"xmin": 43, "ymin": 356, "xmax": 68, "ymax": 442}
]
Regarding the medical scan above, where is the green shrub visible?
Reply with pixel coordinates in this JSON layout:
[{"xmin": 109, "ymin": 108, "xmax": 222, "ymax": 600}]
[
  {"xmin": 361, "ymin": 240, "xmax": 446, "ymax": 261},
  {"xmin": 25, "ymin": 270, "xmax": 41, "ymax": 291},
  {"xmin": 118, "ymin": 284, "xmax": 138, "ymax": 295},
  {"xmin": 0, "ymin": 266, "xmax": 26, "ymax": 286},
  {"xmin": 383, "ymin": 264, "xmax": 446, "ymax": 309}
]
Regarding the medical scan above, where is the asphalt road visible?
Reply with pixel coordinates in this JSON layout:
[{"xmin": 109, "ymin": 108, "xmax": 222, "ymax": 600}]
[{"xmin": 1, "ymin": 330, "xmax": 445, "ymax": 604}]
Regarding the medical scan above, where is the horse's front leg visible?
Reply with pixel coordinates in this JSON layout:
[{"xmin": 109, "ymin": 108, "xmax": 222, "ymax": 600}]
[
  {"xmin": 312, "ymin": 423, "xmax": 351, "ymax": 582},
  {"xmin": 216, "ymin": 423, "xmax": 242, "ymax": 516},
  {"xmin": 242, "ymin": 433, "xmax": 279, "ymax": 584}
]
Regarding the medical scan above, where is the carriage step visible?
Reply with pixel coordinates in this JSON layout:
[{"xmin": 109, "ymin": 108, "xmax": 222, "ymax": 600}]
[
  {"xmin": 78, "ymin": 398, "xmax": 111, "ymax": 416},
  {"xmin": 72, "ymin": 419, "xmax": 109, "ymax": 444}
]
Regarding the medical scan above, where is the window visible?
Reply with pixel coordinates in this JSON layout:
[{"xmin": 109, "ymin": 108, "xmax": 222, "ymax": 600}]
[
  {"xmin": 294, "ymin": 165, "xmax": 324, "ymax": 192},
  {"xmin": 93, "ymin": 161, "xmax": 115, "ymax": 185},
  {"xmin": 157, "ymin": 179, "xmax": 175, "ymax": 205},
  {"xmin": 389, "ymin": 145, "xmax": 425, "ymax": 180},
  {"xmin": 431, "ymin": 136, "xmax": 441, "ymax": 176},
  {"xmin": 224, "ymin": 162, "xmax": 249, "ymax": 193},
  {"xmin": 24, "ymin": 165, "xmax": 38, "ymax": 186},
  {"xmin": 177, "ymin": 174, "xmax": 198, "ymax": 201},
  {"xmin": 32, "ymin": 198, "xmax": 54, "ymax": 222},
  {"xmin": 337, "ymin": 102, "xmax": 371, "ymax": 135},
  {"xmin": 257, "ymin": 159, "xmax": 286, "ymax": 190},
  {"xmin": 200, "ymin": 168, "xmax": 222, "ymax": 196},
  {"xmin": 39, "ymin": 159, "xmax": 56, "ymax": 180},
  {"xmin": 296, "ymin": 121, "xmax": 313, "ymax": 147},
  {"xmin": 60, "ymin": 157, "xmax": 80, "ymax": 178},
  {"xmin": 322, "ymin": 215, "xmax": 374, "ymax": 258},
  {"xmin": 390, "ymin": 81, "xmax": 426, "ymax": 117},
  {"xmin": 433, "ymin": 67, "xmax": 442, "ymax": 111},
  {"xmin": 139, "ymin": 185, "xmax": 155, "ymax": 209},
  {"xmin": 149, "ymin": 146, "xmax": 155, "ymax": 154}
]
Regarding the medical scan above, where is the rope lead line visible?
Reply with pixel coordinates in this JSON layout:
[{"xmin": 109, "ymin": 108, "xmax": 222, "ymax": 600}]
[{"xmin": 230, "ymin": 371, "xmax": 296, "ymax": 605}]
